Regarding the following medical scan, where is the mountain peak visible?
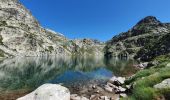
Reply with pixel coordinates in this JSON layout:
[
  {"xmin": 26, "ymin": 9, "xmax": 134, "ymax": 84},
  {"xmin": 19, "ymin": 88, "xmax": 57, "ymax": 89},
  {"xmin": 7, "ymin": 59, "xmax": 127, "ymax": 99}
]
[{"xmin": 137, "ymin": 16, "xmax": 161, "ymax": 25}]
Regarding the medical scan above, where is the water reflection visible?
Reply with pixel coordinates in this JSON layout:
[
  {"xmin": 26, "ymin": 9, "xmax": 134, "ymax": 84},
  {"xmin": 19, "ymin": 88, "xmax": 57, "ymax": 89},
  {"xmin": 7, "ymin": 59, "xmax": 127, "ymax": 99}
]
[
  {"xmin": 0, "ymin": 56, "xmax": 137, "ymax": 92},
  {"xmin": 104, "ymin": 57, "xmax": 138, "ymax": 76}
]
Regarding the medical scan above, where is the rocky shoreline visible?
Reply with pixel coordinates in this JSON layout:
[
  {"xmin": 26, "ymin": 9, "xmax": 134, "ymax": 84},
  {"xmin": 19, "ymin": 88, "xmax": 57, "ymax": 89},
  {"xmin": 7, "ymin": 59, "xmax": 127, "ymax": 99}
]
[
  {"xmin": 69, "ymin": 76, "xmax": 132, "ymax": 100},
  {"xmin": 16, "ymin": 76, "xmax": 132, "ymax": 100},
  {"xmin": 0, "ymin": 74, "xmax": 133, "ymax": 100}
]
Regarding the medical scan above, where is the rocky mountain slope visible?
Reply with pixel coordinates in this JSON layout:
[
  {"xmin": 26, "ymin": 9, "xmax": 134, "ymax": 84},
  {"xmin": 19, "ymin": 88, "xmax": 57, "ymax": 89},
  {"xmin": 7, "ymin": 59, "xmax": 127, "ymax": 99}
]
[
  {"xmin": 0, "ymin": 0, "xmax": 104, "ymax": 57},
  {"xmin": 105, "ymin": 16, "xmax": 170, "ymax": 59},
  {"xmin": 135, "ymin": 32, "xmax": 170, "ymax": 61},
  {"xmin": 66, "ymin": 39, "xmax": 104, "ymax": 56}
]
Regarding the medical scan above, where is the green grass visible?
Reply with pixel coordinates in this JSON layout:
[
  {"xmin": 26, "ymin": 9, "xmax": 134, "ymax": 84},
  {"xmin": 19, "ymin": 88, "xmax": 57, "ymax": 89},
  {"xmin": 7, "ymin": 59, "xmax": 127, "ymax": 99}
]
[
  {"xmin": 125, "ymin": 68, "xmax": 157, "ymax": 84},
  {"xmin": 131, "ymin": 87, "xmax": 156, "ymax": 100},
  {"xmin": 125, "ymin": 55, "xmax": 170, "ymax": 100}
]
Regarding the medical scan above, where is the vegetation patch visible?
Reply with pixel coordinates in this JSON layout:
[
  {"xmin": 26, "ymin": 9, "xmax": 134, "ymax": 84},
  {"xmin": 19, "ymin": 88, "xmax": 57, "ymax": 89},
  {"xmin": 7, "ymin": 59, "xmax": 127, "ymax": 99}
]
[{"xmin": 126, "ymin": 55, "xmax": 170, "ymax": 100}]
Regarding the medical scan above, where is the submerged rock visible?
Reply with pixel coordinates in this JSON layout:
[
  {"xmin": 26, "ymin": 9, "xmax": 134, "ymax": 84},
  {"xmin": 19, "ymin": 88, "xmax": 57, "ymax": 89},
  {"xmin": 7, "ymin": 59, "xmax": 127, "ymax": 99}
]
[{"xmin": 17, "ymin": 84, "xmax": 70, "ymax": 100}]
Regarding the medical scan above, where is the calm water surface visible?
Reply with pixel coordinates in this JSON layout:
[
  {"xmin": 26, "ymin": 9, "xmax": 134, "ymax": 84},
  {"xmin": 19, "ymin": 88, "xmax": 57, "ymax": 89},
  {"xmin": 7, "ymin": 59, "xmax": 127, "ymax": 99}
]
[{"xmin": 0, "ymin": 56, "xmax": 138, "ymax": 93}]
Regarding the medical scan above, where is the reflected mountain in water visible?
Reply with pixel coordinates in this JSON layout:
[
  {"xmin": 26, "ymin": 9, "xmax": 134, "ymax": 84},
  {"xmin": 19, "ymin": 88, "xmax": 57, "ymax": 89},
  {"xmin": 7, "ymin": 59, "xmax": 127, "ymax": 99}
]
[
  {"xmin": 104, "ymin": 57, "xmax": 138, "ymax": 76},
  {"xmin": 0, "ymin": 56, "xmax": 137, "ymax": 92}
]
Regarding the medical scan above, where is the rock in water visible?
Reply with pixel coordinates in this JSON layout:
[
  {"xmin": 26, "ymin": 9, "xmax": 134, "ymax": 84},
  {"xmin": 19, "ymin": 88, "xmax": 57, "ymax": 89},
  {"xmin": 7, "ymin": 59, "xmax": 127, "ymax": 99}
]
[{"xmin": 17, "ymin": 84, "xmax": 70, "ymax": 100}]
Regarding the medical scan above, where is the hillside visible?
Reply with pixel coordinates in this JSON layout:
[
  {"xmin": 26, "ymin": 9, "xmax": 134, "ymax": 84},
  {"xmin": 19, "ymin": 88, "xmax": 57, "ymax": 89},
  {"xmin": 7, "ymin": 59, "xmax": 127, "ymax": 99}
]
[
  {"xmin": 105, "ymin": 16, "xmax": 170, "ymax": 59},
  {"xmin": 135, "ymin": 32, "xmax": 170, "ymax": 61}
]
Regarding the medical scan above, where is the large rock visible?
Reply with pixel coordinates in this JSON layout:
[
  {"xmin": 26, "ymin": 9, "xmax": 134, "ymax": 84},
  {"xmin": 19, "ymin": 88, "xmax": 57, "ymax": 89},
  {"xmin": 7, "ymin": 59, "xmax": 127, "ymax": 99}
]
[
  {"xmin": 17, "ymin": 84, "xmax": 70, "ymax": 100},
  {"xmin": 109, "ymin": 76, "xmax": 125, "ymax": 86},
  {"xmin": 154, "ymin": 79, "xmax": 170, "ymax": 89}
]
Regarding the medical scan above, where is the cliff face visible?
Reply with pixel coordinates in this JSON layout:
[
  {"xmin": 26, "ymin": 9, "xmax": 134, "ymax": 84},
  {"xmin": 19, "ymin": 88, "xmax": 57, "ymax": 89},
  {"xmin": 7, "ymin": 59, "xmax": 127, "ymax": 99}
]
[
  {"xmin": 0, "ymin": 0, "xmax": 104, "ymax": 57},
  {"xmin": 0, "ymin": 0, "xmax": 71, "ymax": 57},
  {"xmin": 105, "ymin": 16, "xmax": 170, "ymax": 59}
]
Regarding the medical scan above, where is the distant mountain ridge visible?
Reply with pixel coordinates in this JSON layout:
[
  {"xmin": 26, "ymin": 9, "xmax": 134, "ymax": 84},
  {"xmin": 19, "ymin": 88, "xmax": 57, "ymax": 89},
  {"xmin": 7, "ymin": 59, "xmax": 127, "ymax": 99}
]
[{"xmin": 105, "ymin": 16, "xmax": 170, "ymax": 60}]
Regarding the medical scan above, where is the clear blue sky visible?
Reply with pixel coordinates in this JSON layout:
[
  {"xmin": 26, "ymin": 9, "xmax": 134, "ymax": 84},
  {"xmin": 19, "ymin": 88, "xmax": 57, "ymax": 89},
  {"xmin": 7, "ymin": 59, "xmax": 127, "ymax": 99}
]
[{"xmin": 20, "ymin": 0, "xmax": 170, "ymax": 41}]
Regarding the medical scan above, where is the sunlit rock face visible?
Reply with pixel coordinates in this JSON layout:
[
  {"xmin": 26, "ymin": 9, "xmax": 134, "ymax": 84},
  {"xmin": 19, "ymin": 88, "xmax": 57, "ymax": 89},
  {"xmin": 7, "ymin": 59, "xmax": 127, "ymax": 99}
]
[
  {"xmin": 70, "ymin": 39, "xmax": 105, "ymax": 56},
  {"xmin": 0, "ymin": 0, "xmax": 105, "ymax": 57},
  {"xmin": 105, "ymin": 16, "xmax": 170, "ymax": 59},
  {"xmin": 0, "ymin": 0, "xmax": 71, "ymax": 57}
]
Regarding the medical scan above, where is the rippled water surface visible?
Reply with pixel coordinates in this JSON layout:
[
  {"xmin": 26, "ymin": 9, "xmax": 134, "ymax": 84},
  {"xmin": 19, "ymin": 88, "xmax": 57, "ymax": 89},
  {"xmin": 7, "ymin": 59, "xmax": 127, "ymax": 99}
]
[{"xmin": 0, "ymin": 56, "xmax": 138, "ymax": 93}]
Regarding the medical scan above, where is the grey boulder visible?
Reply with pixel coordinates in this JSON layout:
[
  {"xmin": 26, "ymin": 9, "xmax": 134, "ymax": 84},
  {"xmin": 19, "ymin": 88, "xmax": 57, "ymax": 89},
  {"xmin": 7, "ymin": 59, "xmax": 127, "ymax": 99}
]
[
  {"xmin": 154, "ymin": 79, "xmax": 170, "ymax": 89},
  {"xmin": 17, "ymin": 84, "xmax": 70, "ymax": 100}
]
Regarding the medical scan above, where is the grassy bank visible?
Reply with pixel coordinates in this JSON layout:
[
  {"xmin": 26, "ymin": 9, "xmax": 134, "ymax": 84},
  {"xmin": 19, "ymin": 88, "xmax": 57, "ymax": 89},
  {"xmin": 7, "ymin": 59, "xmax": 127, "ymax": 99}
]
[{"xmin": 124, "ymin": 54, "xmax": 170, "ymax": 100}]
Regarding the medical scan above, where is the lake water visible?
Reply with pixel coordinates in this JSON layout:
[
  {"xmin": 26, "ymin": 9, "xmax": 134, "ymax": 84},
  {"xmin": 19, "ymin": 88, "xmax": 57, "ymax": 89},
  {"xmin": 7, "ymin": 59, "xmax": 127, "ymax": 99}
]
[{"xmin": 0, "ymin": 56, "xmax": 138, "ymax": 96}]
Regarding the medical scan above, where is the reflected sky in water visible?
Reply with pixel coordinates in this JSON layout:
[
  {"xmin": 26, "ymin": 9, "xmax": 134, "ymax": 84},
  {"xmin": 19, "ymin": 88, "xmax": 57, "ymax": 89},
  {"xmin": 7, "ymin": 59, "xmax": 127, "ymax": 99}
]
[{"xmin": 0, "ymin": 56, "xmax": 137, "ymax": 92}]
